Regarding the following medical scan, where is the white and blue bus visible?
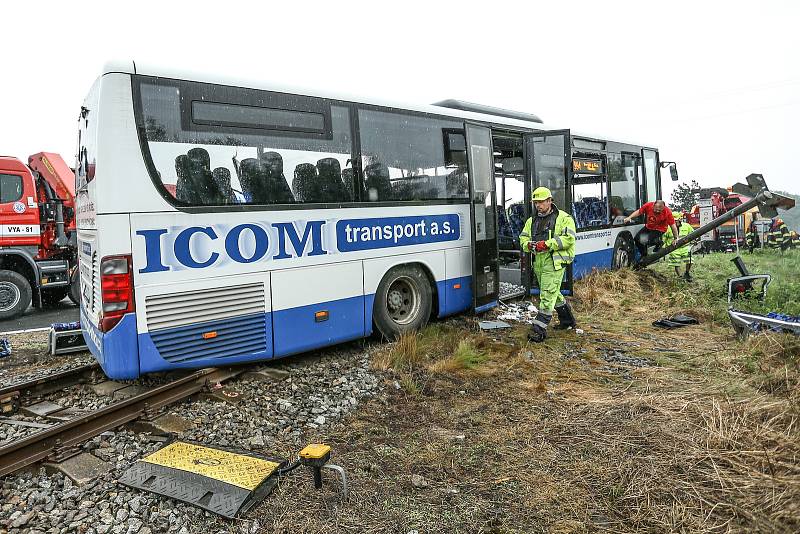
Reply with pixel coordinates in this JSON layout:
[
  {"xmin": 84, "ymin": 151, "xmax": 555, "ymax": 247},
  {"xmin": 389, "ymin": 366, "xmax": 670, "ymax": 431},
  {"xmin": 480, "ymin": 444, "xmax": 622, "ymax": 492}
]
[{"xmin": 76, "ymin": 61, "xmax": 674, "ymax": 379}]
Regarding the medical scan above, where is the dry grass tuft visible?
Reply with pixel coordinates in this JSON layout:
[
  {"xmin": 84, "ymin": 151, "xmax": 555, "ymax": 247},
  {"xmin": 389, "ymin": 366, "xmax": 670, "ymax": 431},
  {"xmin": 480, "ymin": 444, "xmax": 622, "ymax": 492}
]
[
  {"xmin": 431, "ymin": 339, "xmax": 487, "ymax": 373},
  {"xmin": 373, "ymin": 332, "xmax": 420, "ymax": 372}
]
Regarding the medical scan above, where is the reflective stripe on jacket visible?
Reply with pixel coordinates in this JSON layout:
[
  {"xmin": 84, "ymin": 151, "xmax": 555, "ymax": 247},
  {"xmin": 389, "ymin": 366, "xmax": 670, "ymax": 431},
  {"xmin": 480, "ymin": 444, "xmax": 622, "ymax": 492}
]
[{"xmin": 519, "ymin": 206, "xmax": 577, "ymax": 270}]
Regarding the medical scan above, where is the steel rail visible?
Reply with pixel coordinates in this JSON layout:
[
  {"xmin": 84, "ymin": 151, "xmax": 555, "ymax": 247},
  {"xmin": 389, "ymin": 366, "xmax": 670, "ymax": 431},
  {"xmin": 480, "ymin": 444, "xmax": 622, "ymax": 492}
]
[
  {"xmin": 0, "ymin": 363, "xmax": 101, "ymax": 402},
  {"xmin": 0, "ymin": 366, "xmax": 242, "ymax": 477}
]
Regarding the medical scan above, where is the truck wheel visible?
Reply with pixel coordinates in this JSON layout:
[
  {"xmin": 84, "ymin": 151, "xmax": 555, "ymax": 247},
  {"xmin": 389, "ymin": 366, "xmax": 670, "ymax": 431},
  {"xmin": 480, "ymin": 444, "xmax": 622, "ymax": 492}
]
[
  {"xmin": 612, "ymin": 236, "xmax": 634, "ymax": 269},
  {"xmin": 0, "ymin": 270, "xmax": 32, "ymax": 320},
  {"xmin": 41, "ymin": 287, "xmax": 70, "ymax": 307},
  {"xmin": 373, "ymin": 264, "xmax": 433, "ymax": 340},
  {"xmin": 69, "ymin": 269, "xmax": 80, "ymax": 305}
]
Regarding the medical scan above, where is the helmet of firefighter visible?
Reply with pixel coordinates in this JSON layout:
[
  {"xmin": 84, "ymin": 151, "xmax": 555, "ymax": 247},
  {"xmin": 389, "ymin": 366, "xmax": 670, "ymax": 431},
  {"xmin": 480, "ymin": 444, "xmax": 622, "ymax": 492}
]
[{"xmin": 532, "ymin": 187, "xmax": 553, "ymax": 202}]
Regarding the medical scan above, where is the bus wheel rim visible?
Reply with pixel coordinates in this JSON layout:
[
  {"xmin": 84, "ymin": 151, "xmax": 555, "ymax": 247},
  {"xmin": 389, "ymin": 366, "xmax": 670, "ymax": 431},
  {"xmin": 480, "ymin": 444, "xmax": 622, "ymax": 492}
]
[
  {"xmin": 0, "ymin": 282, "xmax": 21, "ymax": 312},
  {"xmin": 386, "ymin": 276, "xmax": 420, "ymax": 325},
  {"xmin": 617, "ymin": 247, "xmax": 629, "ymax": 267}
]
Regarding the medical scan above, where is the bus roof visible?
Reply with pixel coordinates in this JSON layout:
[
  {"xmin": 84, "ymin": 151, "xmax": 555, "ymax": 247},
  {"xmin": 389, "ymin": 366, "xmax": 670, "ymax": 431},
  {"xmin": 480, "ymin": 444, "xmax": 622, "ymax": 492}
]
[{"xmin": 101, "ymin": 60, "xmax": 657, "ymax": 148}]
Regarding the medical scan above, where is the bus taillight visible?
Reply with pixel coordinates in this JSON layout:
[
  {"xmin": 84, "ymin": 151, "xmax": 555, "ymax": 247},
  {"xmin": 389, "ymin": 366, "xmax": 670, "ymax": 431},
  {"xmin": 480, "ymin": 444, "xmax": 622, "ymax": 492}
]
[{"xmin": 99, "ymin": 255, "xmax": 135, "ymax": 332}]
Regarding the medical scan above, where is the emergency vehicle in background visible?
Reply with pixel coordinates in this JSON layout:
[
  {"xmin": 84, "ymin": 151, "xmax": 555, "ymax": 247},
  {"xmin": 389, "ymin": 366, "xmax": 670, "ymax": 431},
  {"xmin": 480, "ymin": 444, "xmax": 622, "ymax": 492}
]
[
  {"xmin": 685, "ymin": 188, "xmax": 759, "ymax": 252},
  {"xmin": 0, "ymin": 152, "xmax": 79, "ymax": 319}
]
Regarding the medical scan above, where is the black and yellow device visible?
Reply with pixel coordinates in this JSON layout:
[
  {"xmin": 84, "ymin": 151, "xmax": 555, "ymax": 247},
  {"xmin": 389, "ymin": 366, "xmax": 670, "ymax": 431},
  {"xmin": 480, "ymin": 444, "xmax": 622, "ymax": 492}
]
[
  {"xmin": 119, "ymin": 440, "xmax": 285, "ymax": 518},
  {"xmin": 121, "ymin": 441, "xmax": 346, "ymax": 518},
  {"xmin": 299, "ymin": 443, "xmax": 331, "ymax": 488}
]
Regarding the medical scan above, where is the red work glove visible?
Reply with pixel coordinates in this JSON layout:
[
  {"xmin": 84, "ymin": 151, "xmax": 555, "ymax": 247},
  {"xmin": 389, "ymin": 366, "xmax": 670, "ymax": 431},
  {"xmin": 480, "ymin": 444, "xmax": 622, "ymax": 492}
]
[{"xmin": 534, "ymin": 241, "xmax": 549, "ymax": 252}]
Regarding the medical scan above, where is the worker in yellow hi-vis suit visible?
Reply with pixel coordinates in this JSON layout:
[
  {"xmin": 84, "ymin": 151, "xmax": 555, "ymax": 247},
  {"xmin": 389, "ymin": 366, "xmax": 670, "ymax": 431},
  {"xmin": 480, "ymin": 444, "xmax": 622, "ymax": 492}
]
[
  {"xmin": 663, "ymin": 215, "xmax": 694, "ymax": 281},
  {"xmin": 519, "ymin": 187, "xmax": 577, "ymax": 343}
]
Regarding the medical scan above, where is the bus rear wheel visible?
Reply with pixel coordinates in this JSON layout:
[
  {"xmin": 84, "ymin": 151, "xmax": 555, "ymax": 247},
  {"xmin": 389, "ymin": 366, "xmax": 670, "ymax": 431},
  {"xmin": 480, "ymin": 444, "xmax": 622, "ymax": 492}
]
[
  {"xmin": 0, "ymin": 270, "xmax": 32, "ymax": 320},
  {"xmin": 373, "ymin": 265, "xmax": 432, "ymax": 340},
  {"xmin": 612, "ymin": 236, "xmax": 634, "ymax": 269}
]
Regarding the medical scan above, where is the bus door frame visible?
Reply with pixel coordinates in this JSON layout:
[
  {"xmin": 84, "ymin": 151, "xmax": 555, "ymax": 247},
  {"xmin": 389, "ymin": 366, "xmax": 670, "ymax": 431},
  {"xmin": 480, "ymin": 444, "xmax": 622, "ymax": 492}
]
[
  {"xmin": 522, "ymin": 129, "xmax": 574, "ymax": 296},
  {"xmin": 465, "ymin": 122, "xmax": 500, "ymax": 313}
]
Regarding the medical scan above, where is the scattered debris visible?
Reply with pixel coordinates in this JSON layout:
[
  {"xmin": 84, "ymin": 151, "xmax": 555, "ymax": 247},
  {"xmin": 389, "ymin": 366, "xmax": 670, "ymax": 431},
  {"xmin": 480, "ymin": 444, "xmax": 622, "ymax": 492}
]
[
  {"xmin": 652, "ymin": 314, "xmax": 699, "ymax": 329},
  {"xmin": 497, "ymin": 301, "xmax": 539, "ymax": 323},
  {"xmin": 599, "ymin": 348, "xmax": 653, "ymax": 368},
  {"xmin": 499, "ymin": 282, "xmax": 525, "ymax": 298},
  {"xmin": 49, "ymin": 322, "xmax": 87, "ymax": 355},
  {"xmin": 728, "ymin": 308, "xmax": 800, "ymax": 337},
  {"xmin": 478, "ymin": 320, "xmax": 511, "ymax": 331},
  {"xmin": 0, "ymin": 338, "xmax": 10, "ymax": 358},
  {"xmin": 727, "ymin": 256, "xmax": 771, "ymax": 303}
]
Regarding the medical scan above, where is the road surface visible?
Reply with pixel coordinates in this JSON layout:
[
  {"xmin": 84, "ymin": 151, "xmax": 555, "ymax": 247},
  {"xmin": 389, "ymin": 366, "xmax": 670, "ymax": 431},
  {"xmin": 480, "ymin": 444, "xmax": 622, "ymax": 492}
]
[{"xmin": 0, "ymin": 298, "xmax": 80, "ymax": 334}]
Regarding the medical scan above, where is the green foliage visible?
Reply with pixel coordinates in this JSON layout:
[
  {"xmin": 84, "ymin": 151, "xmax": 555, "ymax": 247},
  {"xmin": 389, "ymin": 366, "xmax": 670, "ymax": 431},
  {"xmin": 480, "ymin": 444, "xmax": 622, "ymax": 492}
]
[{"xmin": 670, "ymin": 179, "xmax": 701, "ymax": 212}]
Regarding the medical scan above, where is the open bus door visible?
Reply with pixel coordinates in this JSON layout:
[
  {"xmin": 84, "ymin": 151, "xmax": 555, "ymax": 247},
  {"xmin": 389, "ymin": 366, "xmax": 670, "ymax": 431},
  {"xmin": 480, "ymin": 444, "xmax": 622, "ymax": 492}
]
[
  {"xmin": 465, "ymin": 123, "xmax": 499, "ymax": 312},
  {"xmin": 522, "ymin": 130, "xmax": 574, "ymax": 296}
]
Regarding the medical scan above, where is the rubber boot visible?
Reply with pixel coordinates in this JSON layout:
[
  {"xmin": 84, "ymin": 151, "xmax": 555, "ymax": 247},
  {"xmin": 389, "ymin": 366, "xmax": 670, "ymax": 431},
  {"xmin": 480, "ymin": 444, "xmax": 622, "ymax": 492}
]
[
  {"xmin": 553, "ymin": 302, "xmax": 576, "ymax": 330},
  {"xmin": 528, "ymin": 312, "xmax": 551, "ymax": 343}
]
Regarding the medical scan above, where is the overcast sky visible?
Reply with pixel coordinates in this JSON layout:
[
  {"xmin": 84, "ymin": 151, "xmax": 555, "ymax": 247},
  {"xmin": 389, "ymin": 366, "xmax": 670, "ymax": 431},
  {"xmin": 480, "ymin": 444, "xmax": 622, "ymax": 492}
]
[{"xmin": 2, "ymin": 0, "xmax": 798, "ymax": 200}]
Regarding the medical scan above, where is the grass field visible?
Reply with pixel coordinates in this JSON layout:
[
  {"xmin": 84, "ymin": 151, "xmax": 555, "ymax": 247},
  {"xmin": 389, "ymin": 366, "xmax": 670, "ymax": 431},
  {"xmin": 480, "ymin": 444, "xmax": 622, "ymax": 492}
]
[
  {"xmin": 251, "ymin": 250, "xmax": 799, "ymax": 533},
  {"xmin": 653, "ymin": 247, "xmax": 800, "ymax": 318}
]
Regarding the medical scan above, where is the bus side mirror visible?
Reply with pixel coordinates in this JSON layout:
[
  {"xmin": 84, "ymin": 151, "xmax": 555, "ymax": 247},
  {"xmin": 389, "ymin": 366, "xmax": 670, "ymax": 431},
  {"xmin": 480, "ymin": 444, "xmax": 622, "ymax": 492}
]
[{"xmin": 661, "ymin": 161, "xmax": 679, "ymax": 181}]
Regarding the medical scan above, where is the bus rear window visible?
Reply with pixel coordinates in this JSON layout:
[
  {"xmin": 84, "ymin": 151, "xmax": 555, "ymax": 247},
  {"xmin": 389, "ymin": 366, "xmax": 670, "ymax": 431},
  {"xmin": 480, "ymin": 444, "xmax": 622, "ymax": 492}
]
[{"xmin": 136, "ymin": 78, "xmax": 355, "ymax": 207}]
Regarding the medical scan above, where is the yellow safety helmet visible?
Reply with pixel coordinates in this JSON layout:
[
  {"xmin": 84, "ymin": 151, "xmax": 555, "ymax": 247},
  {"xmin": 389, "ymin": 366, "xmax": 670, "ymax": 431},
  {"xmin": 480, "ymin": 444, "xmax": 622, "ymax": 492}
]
[{"xmin": 532, "ymin": 187, "xmax": 552, "ymax": 201}]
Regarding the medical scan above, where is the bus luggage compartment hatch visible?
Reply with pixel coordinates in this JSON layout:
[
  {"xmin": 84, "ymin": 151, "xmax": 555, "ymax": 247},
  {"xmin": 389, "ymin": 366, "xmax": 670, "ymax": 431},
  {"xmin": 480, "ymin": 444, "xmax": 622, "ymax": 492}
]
[{"xmin": 118, "ymin": 440, "xmax": 285, "ymax": 518}]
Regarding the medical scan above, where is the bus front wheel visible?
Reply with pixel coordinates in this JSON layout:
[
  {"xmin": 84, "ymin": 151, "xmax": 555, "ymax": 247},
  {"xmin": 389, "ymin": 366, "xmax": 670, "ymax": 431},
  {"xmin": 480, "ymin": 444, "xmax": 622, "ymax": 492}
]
[
  {"xmin": 612, "ymin": 236, "xmax": 634, "ymax": 269},
  {"xmin": 373, "ymin": 265, "xmax": 432, "ymax": 340}
]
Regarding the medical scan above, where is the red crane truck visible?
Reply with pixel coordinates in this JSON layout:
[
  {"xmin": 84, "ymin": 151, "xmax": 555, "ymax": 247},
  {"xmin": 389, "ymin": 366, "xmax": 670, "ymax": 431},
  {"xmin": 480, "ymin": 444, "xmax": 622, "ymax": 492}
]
[{"xmin": 0, "ymin": 152, "xmax": 79, "ymax": 320}]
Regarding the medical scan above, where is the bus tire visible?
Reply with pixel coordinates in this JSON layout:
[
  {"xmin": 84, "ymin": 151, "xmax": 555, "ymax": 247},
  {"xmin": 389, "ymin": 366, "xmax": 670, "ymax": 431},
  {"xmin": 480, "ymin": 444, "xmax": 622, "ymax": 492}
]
[
  {"xmin": 612, "ymin": 235, "xmax": 634, "ymax": 269},
  {"xmin": 373, "ymin": 264, "xmax": 433, "ymax": 340},
  {"xmin": 41, "ymin": 287, "xmax": 70, "ymax": 307},
  {"xmin": 0, "ymin": 269, "xmax": 32, "ymax": 320},
  {"xmin": 69, "ymin": 269, "xmax": 81, "ymax": 305}
]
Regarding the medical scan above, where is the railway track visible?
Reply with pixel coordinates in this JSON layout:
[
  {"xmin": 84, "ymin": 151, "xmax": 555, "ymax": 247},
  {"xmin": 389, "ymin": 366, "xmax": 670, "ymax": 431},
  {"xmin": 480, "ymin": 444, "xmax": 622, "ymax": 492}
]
[
  {"xmin": 0, "ymin": 366, "xmax": 244, "ymax": 478},
  {"xmin": 0, "ymin": 362, "xmax": 101, "ymax": 415}
]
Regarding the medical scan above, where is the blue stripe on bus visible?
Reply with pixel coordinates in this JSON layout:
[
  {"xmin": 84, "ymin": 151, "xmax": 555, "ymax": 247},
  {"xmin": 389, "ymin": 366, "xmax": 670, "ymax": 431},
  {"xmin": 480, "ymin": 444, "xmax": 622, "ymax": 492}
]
[
  {"xmin": 137, "ymin": 315, "xmax": 274, "ymax": 376},
  {"xmin": 437, "ymin": 276, "xmax": 472, "ymax": 317},
  {"xmin": 572, "ymin": 248, "xmax": 614, "ymax": 279},
  {"xmin": 273, "ymin": 295, "xmax": 365, "ymax": 358}
]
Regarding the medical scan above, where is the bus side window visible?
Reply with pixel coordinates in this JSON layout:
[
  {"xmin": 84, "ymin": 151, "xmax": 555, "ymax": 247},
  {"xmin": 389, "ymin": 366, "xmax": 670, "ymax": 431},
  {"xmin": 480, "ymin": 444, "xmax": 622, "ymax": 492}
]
[
  {"xmin": 643, "ymin": 149, "xmax": 659, "ymax": 203},
  {"xmin": 572, "ymin": 180, "xmax": 608, "ymax": 229},
  {"xmin": 608, "ymin": 152, "xmax": 638, "ymax": 224},
  {"xmin": 357, "ymin": 109, "xmax": 469, "ymax": 202}
]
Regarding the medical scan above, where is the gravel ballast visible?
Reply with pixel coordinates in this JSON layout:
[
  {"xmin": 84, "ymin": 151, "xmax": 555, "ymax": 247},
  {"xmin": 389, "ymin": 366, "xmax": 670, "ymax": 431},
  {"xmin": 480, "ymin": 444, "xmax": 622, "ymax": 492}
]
[{"xmin": 0, "ymin": 344, "xmax": 382, "ymax": 533}]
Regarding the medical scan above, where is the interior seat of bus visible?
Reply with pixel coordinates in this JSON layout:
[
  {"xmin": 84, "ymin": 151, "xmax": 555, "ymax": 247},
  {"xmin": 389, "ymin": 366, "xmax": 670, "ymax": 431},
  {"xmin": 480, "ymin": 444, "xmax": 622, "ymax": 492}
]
[
  {"xmin": 316, "ymin": 157, "xmax": 351, "ymax": 202},
  {"xmin": 238, "ymin": 156, "xmax": 295, "ymax": 204},
  {"xmin": 211, "ymin": 167, "xmax": 234, "ymax": 201},
  {"xmin": 573, "ymin": 196, "xmax": 608, "ymax": 228},
  {"xmin": 363, "ymin": 162, "xmax": 392, "ymax": 201},
  {"xmin": 175, "ymin": 152, "xmax": 227, "ymax": 205}
]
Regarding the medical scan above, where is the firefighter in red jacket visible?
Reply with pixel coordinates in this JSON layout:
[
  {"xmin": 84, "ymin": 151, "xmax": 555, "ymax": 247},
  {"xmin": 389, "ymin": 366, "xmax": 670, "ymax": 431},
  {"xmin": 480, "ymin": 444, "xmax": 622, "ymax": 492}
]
[{"xmin": 624, "ymin": 200, "xmax": 679, "ymax": 262}]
